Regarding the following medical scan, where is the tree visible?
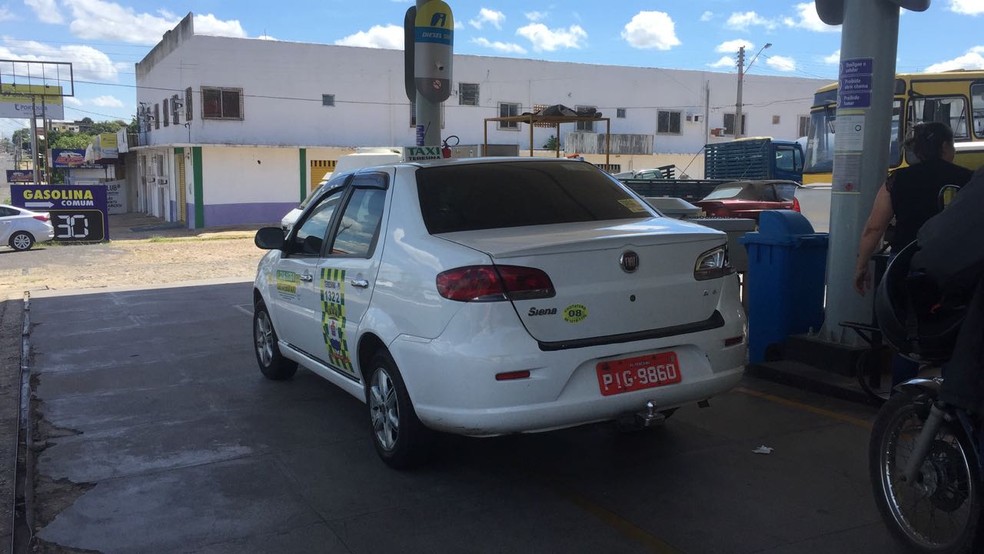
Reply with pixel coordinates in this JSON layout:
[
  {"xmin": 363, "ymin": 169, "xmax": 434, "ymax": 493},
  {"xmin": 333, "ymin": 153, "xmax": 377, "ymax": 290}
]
[
  {"xmin": 50, "ymin": 133, "xmax": 92, "ymax": 150},
  {"xmin": 543, "ymin": 135, "xmax": 560, "ymax": 150}
]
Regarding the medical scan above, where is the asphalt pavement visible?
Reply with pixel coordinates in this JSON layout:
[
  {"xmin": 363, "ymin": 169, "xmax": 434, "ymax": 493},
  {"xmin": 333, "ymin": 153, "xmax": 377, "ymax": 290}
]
[{"xmin": 5, "ymin": 281, "xmax": 900, "ymax": 553}]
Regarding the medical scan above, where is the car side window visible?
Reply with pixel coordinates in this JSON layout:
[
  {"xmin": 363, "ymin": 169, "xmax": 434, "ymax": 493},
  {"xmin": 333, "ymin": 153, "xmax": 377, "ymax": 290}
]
[
  {"xmin": 0, "ymin": 207, "xmax": 15, "ymax": 217},
  {"xmin": 329, "ymin": 178, "xmax": 387, "ymax": 258},
  {"xmin": 290, "ymin": 189, "xmax": 344, "ymax": 256}
]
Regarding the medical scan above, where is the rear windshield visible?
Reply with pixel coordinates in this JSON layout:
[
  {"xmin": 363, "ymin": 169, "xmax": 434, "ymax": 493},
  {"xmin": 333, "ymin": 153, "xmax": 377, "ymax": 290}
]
[{"xmin": 416, "ymin": 161, "xmax": 653, "ymax": 234}]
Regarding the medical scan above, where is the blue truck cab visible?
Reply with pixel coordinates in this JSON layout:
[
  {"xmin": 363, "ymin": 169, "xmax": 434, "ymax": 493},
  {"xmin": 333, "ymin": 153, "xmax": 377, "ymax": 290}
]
[{"xmin": 704, "ymin": 137, "xmax": 804, "ymax": 183}]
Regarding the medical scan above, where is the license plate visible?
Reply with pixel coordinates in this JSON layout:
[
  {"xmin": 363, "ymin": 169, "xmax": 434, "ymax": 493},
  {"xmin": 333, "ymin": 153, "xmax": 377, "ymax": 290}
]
[{"xmin": 596, "ymin": 351, "xmax": 682, "ymax": 396}]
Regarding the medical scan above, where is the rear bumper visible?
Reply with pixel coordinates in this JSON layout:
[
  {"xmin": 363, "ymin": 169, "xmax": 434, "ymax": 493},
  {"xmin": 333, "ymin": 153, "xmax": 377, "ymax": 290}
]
[{"xmin": 390, "ymin": 278, "xmax": 747, "ymax": 436}]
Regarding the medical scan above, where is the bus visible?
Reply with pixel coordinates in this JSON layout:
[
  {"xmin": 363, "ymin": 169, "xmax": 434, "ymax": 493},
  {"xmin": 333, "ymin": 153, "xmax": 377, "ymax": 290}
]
[{"xmin": 802, "ymin": 70, "xmax": 984, "ymax": 185}]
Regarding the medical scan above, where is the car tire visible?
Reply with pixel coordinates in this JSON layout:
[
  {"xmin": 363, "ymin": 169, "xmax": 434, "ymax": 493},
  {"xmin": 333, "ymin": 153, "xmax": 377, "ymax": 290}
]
[
  {"xmin": 9, "ymin": 231, "xmax": 35, "ymax": 251},
  {"xmin": 365, "ymin": 351, "xmax": 431, "ymax": 469},
  {"xmin": 253, "ymin": 299, "xmax": 297, "ymax": 380}
]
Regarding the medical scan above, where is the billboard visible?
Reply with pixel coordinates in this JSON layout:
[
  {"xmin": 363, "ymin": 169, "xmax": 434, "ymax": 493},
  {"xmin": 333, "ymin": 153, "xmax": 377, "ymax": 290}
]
[
  {"xmin": 0, "ymin": 84, "xmax": 65, "ymax": 119},
  {"xmin": 5, "ymin": 169, "xmax": 34, "ymax": 183},
  {"xmin": 52, "ymin": 148, "xmax": 87, "ymax": 168},
  {"xmin": 10, "ymin": 184, "xmax": 110, "ymax": 242}
]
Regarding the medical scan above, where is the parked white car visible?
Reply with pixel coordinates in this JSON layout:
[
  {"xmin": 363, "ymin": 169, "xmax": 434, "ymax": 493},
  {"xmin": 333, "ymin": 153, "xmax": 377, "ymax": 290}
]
[
  {"xmin": 0, "ymin": 204, "xmax": 55, "ymax": 251},
  {"xmin": 253, "ymin": 158, "xmax": 747, "ymax": 468}
]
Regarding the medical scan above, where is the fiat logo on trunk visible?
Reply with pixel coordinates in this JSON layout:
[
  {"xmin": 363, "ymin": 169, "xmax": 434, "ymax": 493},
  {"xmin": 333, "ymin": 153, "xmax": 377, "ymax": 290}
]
[{"xmin": 620, "ymin": 251, "xmax": 640, "ymax": 273}]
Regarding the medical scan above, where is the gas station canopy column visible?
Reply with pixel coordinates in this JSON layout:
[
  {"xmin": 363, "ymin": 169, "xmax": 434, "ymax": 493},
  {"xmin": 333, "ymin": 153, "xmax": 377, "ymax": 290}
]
[{"xmin": 814, "ymin": 0, "xmax": 931, "ymax": 345}]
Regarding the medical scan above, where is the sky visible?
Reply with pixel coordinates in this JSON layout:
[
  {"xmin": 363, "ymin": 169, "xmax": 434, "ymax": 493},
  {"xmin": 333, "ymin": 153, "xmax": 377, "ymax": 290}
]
[{"xmin": 1, "ymin": 0, "xmax": 984, "ymax": 138}]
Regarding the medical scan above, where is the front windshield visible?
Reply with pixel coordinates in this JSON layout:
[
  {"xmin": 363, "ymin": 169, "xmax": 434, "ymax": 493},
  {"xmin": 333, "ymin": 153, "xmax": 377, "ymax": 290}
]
[
  {"xmin": 804, "ymin": 107, "xmax": 834, "ymax": 174},
  {"xmin": 804, "ymin": 98, "xmax": 904, "ymax": 173}
]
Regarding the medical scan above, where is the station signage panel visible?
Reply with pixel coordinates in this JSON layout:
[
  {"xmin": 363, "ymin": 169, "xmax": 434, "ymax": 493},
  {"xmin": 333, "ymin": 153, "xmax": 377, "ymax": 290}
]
[{"xmin": 10, "ymin": 184, "xmax": 110, "ymax": 242}]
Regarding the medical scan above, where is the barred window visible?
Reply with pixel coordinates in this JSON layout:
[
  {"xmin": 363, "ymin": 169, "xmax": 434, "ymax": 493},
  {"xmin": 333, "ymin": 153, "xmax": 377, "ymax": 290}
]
[
  {"xmin": 459, "ymin": 83, "xmax": 479, "ymax": 106},
  {"xmin": 202, "ymin": 87, "xmax": 243, "ymax": 120},
  {"xmin": 498, "ymin": 102, "xmax": 520, "ymax": 129},
  {"xmin": 657, "ymin": 110, "xmax": 681, "ymax": 134}
]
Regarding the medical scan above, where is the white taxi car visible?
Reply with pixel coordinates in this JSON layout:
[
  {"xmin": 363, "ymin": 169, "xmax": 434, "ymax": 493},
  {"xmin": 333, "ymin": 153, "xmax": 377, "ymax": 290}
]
[{"xmin": 253, "ymin": 158, "xmax": 746, "ymax": 468}]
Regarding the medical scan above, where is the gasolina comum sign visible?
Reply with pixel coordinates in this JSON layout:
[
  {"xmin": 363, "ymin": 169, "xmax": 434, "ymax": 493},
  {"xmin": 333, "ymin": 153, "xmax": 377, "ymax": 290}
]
[{"xmin": 10, "ymin": 184, "xmax": 110, "ymax": 242}]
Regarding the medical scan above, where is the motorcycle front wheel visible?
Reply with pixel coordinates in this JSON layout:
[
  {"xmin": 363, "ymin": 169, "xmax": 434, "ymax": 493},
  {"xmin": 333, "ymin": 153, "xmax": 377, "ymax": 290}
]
[{"xmin": 870, "ymin": 389, "xmax": 983, "ymax": 553}]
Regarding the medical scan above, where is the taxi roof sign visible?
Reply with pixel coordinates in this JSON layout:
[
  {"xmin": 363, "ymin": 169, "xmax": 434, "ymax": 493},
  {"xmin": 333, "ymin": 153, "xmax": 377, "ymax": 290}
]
[{"xmin": 403, "ymin": 146, "xmax": 443, "ymax": 161}]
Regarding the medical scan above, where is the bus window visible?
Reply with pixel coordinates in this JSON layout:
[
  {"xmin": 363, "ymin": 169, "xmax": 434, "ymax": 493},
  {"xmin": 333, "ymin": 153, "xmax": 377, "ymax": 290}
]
[
  {"xmin": 971, "ymin": 83, "xmax": 984, "ymax": 138},
  {"xmin": 804, "ymin": 106, "xmax": 835, "ymax": 174},
  {"xmin": 888, "ymin": 100, "xmax": 902, "ymax": 167},
  {"xmin": 909, "ymin": 96, "xmax": 969, "ymax": 140}
]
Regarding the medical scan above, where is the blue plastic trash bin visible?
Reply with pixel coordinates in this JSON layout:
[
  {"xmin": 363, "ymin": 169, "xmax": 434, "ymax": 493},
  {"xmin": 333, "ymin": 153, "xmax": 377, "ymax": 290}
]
[{"xmin": 739, "ymin": 210, "xmax": 829, "ymax": 363}]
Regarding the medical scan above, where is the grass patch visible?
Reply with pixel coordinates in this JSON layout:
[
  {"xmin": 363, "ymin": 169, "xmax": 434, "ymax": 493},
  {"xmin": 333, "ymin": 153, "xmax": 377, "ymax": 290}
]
[{"xmin": 145, "ymin": 235, "xmax": 251, "ymax": 243}]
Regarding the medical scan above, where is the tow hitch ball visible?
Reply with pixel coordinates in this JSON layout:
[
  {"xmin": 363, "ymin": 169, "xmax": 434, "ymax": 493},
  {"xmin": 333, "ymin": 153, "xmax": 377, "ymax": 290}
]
[{"xmin": 617, "ymin": 399, "xmax": 710, "ymax": 431}]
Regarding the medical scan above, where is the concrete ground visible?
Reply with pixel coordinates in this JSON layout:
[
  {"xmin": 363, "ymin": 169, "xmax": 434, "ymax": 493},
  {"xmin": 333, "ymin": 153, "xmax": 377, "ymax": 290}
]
[{"xmin": 10, "ymin": 281, "xmax": 899, "ymax": 553}]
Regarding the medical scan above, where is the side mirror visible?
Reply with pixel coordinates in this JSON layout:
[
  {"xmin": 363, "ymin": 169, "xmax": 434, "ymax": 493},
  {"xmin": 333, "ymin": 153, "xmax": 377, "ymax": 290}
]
[{"xmin": 255, "ymin": 227, "xmax": 286, "ymax": 250}]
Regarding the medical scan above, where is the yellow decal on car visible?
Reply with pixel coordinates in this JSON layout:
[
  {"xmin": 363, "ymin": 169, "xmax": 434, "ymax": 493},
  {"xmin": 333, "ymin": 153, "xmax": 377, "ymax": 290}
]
[
  {"xmin": 564, "ymin": 304, "xmax": 588, "ymax": 323},
  {"xmin": 321, "ymin": 268, "xmax": 354, "ymax": 374},
  {"xmin": 276, "ymin": 270, "xmax": 299, "ymax": 296},
  {"xmin": 617, "ymin": 198, "xmax": 648, "ymax": 213}
]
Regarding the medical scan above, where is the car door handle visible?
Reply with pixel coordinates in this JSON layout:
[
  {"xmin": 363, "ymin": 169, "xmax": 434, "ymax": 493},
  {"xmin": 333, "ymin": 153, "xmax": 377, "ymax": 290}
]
[
  {"xmin": 299, "ymin": 273, "xmax": 313, "ymax": 282},
  {"xmin": 350, "ymin": 279, "xmax": 369, "ymax": 288}
]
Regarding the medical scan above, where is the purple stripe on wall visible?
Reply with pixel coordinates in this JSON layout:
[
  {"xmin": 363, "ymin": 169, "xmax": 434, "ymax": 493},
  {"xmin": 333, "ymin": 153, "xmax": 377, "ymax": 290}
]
[{"xmin": 202, "ymin": 202, "xmax": 298, "ymax": 227}]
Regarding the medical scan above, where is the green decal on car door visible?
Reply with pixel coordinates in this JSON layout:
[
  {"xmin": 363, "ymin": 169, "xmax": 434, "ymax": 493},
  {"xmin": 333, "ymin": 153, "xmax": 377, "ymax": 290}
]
[{"xmin": 321, "ymin": 268, "xmax": 354, "ymax": 374}]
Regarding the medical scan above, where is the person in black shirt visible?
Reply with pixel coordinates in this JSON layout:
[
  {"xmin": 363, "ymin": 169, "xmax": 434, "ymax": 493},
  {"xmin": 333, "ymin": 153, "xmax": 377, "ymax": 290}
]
[
  {"xmin": 853, "ymin": 121, "xmax": 973, "ymax": 384},
  {"xmin": 854, "ymin": 121, "xmax": 972, "ymax": 293}
]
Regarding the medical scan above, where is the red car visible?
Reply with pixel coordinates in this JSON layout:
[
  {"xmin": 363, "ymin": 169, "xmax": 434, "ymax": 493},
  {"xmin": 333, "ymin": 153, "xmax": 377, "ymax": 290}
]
[{"xmin": 694, "ymin": 180, "xmax": 800, "ymax": 221}]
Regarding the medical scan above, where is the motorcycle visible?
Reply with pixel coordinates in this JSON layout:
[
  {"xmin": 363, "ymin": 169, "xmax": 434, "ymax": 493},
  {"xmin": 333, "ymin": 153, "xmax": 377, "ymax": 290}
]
[
  {"xmin": 868, "ymin": 241, "xmax": 984, "ymax": 553},
  {"xmin": 869, "ymin": 378, "xmax": 983, "ymax": 553}
]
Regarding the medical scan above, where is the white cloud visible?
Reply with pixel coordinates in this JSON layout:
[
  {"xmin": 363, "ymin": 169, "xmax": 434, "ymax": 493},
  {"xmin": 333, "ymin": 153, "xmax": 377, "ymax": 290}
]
[
  {"xmin": 700, "ymin": 11, "xmax": 714, "ymax": 22},
  {"xmin": 257, "ymin": 35, "xmax": 278, "ymax": 41},
  {"xmin": 471, "ymin": 37, "xmax": 526, "ymax": 54},
  {"xmin": 621, "ymin": 11, "xmax": 680, "ymax": 51},
  {"xmin": 925, "ymin": 46, "xmax": 984, "ymax": 72},
  {"xmin": 766, "ymin": 55, "xmax": 796, "ymax": 72},
  {"xmin": 823, "ymin": 49, "xmax": 840, "ymax": 64},
  {"xmin": 193, "ymin": 13, "xmax": 247, "ymax": 38},
  {"xmin": 715, "ymin": 39, "xmax": 755, "ymax": 54},
  {"xmin": 0, "ymin": 40, "xmax": 119, "ymax": 81},
  {"xmin": 516, "ymin": 23, "xmax": 587, "ymax": 52},
  {"xmin": 951, "ymin": 0, "xmax": 984, "ymax": 15},
  {"xmin": 469, "ymin": 8, "xmax": 505, "ymax": 30},
  {"xmin": 56, "ymin": 1, "xmax": 247, "ymax": 44},
  {"xmin": 783, "ymin": 2, "xmax": 839, "ymax": 32},
  {"xmin": 0, "ymin": 6, "xmax": 16, "ymax": 22},
  {"xmin": 64, "ymin": 97, "xmax": 83, "ymax": 107},
  {"xmin": 709, "ymin": 56, "xmax": 736, "ymax": 69},
  {"xmin": 335, "ymin": 24, "xmax": 404, "ymax": 49},
  {"xmin": 525, "ymin": 11, "xmax": 546, "ymax": 22},
  {"xmin": 25, "ymin": 0, "xmax": 63, "ymax": 24},
  {"xmin": 91, "ymin": 95, "xmax": 123, "ymax": 108},
  {"xmin": 727, "ymin": 11, "xmax": 777, "ymax": 30}
]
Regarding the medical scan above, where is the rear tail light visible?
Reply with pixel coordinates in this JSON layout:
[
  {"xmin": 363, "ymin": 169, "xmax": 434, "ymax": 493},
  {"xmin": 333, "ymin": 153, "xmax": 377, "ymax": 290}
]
[
  {"xmin": 791, "ymin": 196, "xmax": 801, "ymax": 212},
  {"xmin": 33, "ymin": 213, "xmax": 49, "ymax": 222},
  {"xmin": 700, "ymin": 202, "xmax": 726, "ymax": 217},
  {"xmin": 436, "ymin": 265, "xmax": 555, "ymax": 302},
  {"xmin": 694, "ymin": 245, "xmax": 735, "ymax": 281}
]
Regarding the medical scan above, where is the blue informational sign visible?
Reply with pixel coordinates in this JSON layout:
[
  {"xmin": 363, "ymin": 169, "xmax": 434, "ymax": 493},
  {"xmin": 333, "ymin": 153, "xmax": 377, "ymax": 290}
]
[
  {"xmin": 840, "ymin": 58, "xmax": 873, "ymax": 76},
  {"xmin": 838, "ymin": 57, "xmax": 874, "ymax": 109},
  {"xmin": 10, "ymin": 184, "xmax": 110, "ymax": 242}
]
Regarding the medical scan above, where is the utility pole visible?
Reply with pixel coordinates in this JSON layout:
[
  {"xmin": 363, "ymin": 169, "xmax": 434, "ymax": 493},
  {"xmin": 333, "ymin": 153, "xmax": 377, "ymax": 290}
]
[
  {"xmin": 735, "ymin": 46, "xmax": 745, "ymax": 138},
  {"xmin": 735, "ymin": 43, "xmax": 771, "ymax": 139}
]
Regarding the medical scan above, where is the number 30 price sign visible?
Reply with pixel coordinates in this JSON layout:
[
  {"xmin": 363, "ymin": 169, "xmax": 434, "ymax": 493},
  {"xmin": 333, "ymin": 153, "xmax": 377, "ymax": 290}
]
[{"xmin": 10, "ymin": 184, "xmax": 110, "ymax": 242}]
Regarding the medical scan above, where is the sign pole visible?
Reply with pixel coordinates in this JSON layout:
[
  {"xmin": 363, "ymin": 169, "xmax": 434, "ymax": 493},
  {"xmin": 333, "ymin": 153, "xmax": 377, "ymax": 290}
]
[
  {"xmin": 818, "ymin": 0, "xmax": 901, "ymax": 344},
  {"xmin": 30, "ymin": 97, "xmax": 39, "ymax": 185}
]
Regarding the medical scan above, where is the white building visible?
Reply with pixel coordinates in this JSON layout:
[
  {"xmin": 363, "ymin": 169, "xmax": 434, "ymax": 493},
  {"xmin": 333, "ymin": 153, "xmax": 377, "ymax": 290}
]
[{"xmin": 132, "ymin": 13, "xmax": 828, "ymax": 229}]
